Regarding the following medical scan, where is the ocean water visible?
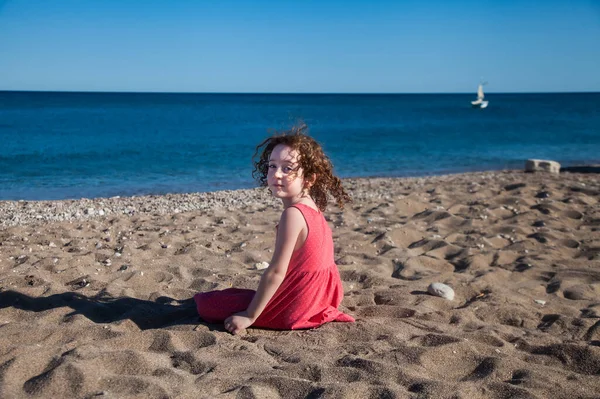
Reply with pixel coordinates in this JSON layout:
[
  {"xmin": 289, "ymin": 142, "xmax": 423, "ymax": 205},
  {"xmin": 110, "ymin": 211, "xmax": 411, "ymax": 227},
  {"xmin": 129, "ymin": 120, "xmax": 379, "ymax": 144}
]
[{"xmin": 1, "ymin": 91, "xmax": 599, "ymax": 201}]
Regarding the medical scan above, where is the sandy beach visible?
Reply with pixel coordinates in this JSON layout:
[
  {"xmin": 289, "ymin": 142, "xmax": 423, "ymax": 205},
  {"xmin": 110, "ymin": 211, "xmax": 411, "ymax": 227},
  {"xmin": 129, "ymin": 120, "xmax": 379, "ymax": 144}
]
[{"xmin": 1, "ymin": 170, "xmax": 599, "ymax": 398}]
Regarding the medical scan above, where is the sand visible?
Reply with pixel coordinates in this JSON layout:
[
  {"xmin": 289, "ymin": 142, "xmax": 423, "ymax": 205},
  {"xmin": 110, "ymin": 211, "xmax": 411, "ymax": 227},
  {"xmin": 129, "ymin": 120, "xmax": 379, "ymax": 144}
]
[{"xmin": 0, "ymin": 170, "xmax": 599, "ymax": 398}]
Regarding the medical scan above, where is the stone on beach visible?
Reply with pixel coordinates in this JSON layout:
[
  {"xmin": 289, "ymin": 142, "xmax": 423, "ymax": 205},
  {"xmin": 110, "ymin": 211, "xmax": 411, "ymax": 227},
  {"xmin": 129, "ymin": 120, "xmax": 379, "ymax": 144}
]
[
  {"xmin": 427, "ymin": 282, "xmax": 455, "ymax": 300},
  {"xmin": 254, "ymin": 261, "xmax": 269, "ymax": 270},
  {"xmin": 525, "ymin": 159, "xmax": 561, "ymax": 174}
]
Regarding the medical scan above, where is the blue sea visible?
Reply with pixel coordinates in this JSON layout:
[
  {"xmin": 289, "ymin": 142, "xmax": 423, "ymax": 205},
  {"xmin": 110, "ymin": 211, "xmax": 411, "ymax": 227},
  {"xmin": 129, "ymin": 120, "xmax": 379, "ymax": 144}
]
[{"xmin": 1, "ymin": 91, "xmax": 599, "ymax": 201}]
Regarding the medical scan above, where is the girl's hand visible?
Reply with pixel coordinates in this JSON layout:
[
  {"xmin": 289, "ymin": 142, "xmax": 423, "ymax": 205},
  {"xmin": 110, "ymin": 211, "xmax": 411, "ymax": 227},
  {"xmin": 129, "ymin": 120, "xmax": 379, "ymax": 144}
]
[{"xmin": 224, "ymin": 311, "xmax": 255, "ymax": 335}]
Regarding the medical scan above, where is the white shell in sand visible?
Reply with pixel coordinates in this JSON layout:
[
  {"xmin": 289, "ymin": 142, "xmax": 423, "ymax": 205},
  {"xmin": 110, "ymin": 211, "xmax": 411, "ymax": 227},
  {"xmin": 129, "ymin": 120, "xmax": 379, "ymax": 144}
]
[{"xmin": 428, "ymin": 283, "xmax": 455, "ymax": 301}]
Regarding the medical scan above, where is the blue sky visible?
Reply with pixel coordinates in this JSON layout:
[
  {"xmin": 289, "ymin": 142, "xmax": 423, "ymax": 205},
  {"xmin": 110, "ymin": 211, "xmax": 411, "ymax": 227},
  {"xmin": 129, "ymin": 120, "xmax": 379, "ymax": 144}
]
[{"xmin": 1, "ymin": 0, "xmax": 599, "ymax": 93}]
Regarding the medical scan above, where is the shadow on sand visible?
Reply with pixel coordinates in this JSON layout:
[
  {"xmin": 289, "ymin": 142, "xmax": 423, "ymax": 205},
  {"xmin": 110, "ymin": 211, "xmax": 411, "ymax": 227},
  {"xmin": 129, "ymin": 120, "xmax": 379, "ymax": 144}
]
[{"xmin": 0, "ymin": 289, "xmax": 201, "ymax": 330}]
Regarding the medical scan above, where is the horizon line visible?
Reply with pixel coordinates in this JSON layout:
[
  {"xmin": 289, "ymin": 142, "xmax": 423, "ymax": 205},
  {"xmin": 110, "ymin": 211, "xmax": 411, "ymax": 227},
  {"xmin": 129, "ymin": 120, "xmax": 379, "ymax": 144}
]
[{"xmin": 2, "ymin": 89, "xmax": 600, "ymax": 95}]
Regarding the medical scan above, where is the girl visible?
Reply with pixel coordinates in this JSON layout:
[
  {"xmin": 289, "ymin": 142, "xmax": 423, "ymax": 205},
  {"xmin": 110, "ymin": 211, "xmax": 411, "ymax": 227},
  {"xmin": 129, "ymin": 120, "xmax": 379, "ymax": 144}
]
[{"xmin": 194, "ymin": 125, "xmax": 355, "ymax": 334}]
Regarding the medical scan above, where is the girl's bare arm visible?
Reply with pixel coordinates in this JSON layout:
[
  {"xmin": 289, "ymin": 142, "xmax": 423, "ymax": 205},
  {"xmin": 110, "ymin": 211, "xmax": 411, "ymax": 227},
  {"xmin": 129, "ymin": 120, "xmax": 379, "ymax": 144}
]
[{"xmin": 224, "ymin": 206, "xmax": 305, "ymax": 333}]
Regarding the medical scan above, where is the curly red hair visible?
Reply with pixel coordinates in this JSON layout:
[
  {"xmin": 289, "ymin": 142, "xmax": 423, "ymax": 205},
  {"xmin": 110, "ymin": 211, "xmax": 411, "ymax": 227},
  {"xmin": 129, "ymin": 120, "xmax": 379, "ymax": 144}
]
[{"xmin": 252, "ymin": 124, "xmax": 351, "ymax": 212}]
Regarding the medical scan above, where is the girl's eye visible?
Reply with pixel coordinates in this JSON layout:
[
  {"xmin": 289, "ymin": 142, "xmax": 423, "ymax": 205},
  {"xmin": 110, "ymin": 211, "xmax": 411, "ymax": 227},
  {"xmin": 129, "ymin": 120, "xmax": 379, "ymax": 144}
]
[
  {"xmin": 268, "ymin": 164, "xmax": 276, "ymax": 169},
  {"xmin": 283, "ymin": 167, "xmax": 293, "ymax": 173}
]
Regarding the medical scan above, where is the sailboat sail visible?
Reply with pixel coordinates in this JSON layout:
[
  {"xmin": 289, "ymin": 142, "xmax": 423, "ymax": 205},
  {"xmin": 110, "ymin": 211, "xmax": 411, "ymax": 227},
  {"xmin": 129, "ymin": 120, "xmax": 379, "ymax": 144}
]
[{"xmin": 477, "ymin": 84, "xmax": 485, "ymax": 100}]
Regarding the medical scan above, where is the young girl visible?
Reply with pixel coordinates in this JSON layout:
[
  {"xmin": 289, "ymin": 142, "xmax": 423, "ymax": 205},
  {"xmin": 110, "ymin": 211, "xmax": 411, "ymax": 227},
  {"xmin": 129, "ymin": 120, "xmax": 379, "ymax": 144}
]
[{"xmin": 193, "ymin": 125, "xmax": 355, "ymax": 334}]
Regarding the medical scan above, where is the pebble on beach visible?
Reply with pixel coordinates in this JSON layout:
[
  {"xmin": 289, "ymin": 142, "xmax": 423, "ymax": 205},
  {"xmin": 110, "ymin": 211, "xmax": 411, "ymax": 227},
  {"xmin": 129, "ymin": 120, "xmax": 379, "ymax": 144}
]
[
  {"xmin": 428, "ymin": 282, "xmax": 455, "ymax": 301},
  {"xmin": 254, "ymin": 261, "xmax": 269, "ymax": 270}
]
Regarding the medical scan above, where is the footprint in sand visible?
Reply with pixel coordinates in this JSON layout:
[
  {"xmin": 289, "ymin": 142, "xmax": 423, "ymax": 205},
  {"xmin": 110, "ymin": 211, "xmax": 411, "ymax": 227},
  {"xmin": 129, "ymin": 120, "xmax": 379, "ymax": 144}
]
[{"xmin": 170, "ymin": 351, "xmax": 216, "ymax": 375}]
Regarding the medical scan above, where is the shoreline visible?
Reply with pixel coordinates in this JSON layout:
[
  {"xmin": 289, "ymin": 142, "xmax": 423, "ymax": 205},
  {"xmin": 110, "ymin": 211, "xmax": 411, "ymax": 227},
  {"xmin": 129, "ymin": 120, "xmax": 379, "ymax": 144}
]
[
  {"xmin": 0, "ymin": 170, "xmax": 535, "ymax": 228},
  {"xmin": 2, "ymin": 161, "xmax": 599, "ymax": 205},
  {"xmin": 1, "ymin": 169, "xmax": 598, "ymax": 228}
]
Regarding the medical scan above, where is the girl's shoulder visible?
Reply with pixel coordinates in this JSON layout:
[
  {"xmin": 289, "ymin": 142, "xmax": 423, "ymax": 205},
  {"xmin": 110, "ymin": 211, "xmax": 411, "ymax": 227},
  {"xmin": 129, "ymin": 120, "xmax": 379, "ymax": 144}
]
[
  {"xmin": 279, "ymin": 206, "xmax": 307, "ymax": 227},
  {"xmin": 276, "ymin": 204, "xmax": 313, "ymax": 231},
  {"xmin": 290, "ymin": 200, "xmax": 320, "ymax": 214}
]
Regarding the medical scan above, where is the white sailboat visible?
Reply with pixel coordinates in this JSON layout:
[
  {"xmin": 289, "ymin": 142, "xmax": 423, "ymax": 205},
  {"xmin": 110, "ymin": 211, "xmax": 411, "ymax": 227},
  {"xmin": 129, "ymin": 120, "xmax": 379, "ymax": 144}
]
[{"xmin": 471, "ymin": 83, "xmax": 489, "ymax": 108}]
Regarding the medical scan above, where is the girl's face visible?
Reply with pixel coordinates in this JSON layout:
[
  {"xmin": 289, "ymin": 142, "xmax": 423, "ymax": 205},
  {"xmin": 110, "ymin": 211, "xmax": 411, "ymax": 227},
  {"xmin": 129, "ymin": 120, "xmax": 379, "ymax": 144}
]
[{"xmin": 267, "ymin": 144, "xmax": 306, "ymax": 204}]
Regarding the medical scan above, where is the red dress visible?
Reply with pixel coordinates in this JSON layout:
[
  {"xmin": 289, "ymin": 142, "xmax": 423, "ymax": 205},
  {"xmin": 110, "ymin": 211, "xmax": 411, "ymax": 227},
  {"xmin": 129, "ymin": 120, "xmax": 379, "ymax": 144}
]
[{"xmin": 194, "ymin": 203, "xmax": 355, "ymax": 330}]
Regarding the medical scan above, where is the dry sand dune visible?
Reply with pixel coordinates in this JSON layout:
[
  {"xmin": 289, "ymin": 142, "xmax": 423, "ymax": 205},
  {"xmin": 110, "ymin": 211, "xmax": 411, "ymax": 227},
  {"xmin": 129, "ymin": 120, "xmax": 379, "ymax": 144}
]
[{"xmin": 0, "ymin": 170, "xmax": 599, "ymax": 398}]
